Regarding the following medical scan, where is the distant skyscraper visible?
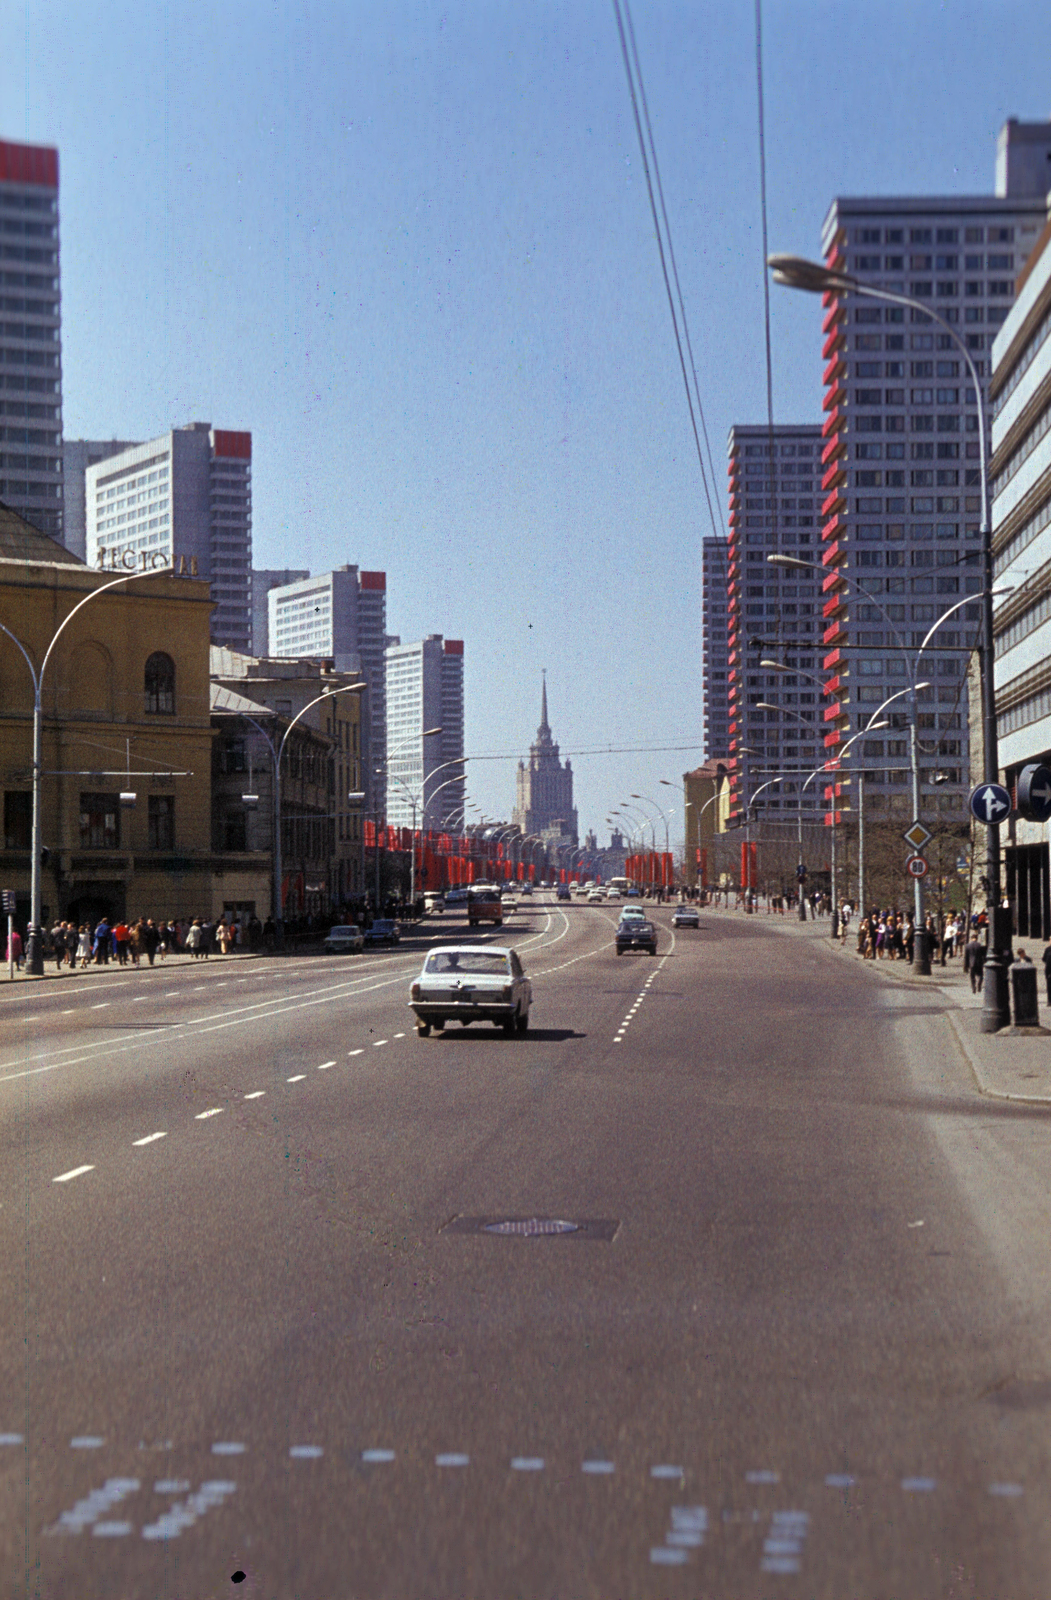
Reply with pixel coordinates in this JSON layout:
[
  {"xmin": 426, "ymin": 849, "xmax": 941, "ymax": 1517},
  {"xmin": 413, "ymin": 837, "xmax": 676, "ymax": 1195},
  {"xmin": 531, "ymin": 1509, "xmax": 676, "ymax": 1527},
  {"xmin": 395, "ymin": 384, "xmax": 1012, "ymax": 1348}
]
[
  {"xmin": 0, "ymin": 139, "xmax": 63, "ymax": 540},
  {"xmin": 268, "ymin": 565, "xmax": 388, "ymax": 810},
  {"xmin": 726, "ymin": 423, "xmax": 825, "ymax": 821},
  {"xmin": 251, "ymin": 568, "xmax": 310, "ymax": 655},
  {"xmin": 62, "ymin": 439, "xmax": 140, "ymax": 560},
  {"xmin": 85, "ymin": 423, "xmax": 253, "ymax": 650},
  {"xmin": 384, "ymin": 634, "xmax": 464, "ymax": 832},
  {"xmin": 513, "ymin": 677, "xmax": 578, "ymax": 845},
  {"xmin": 702, "ymin": 536, "xmax": 730, "ymax": 759}
]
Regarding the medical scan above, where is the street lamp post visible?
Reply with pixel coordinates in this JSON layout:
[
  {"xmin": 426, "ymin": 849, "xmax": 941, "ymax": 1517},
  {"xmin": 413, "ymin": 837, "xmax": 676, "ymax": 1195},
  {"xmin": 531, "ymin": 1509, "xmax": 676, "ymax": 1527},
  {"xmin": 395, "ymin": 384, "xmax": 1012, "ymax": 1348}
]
[
  {"xmin": 0, "ymin": 565, "xmax": 179, "ymax": 975},
  {"xmin": 371, "ymin": 726, "xmax": 443, "ymax": 910},
  {"xmin": 770, "ymin": 251, "xmax": 1009, "ymax": 1023},
  {"xmin": 242, "ymin": 678, "xmax": 366, "ymax": 950}
]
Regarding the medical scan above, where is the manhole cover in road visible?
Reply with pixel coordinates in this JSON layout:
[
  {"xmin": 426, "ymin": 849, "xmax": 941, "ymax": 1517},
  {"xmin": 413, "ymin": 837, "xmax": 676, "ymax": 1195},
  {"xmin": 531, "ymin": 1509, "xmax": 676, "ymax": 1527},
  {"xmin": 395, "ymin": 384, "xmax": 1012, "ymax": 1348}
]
[
  {"xmin": 440, "ymin": 1215, "xmax": 620, "ymax": 1241},
  {"xmin": 484, "ymin": 1218, "xmax": 580, "ymax": 1237}
]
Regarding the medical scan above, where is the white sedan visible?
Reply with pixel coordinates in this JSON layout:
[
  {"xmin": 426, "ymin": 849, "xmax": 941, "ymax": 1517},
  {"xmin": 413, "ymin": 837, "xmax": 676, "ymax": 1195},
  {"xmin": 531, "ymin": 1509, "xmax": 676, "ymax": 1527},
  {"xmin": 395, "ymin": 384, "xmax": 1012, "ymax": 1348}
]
[{"xmin": 409, "ymin": 945, "xmax": 532, "ymax": 1037}]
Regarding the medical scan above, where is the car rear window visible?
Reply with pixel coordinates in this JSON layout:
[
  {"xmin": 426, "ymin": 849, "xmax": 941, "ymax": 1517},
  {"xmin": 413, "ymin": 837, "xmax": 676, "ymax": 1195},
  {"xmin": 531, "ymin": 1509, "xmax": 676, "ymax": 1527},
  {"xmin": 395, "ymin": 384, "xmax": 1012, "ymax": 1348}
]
[
  {"xmin": 329, "ymin": 926, "xmax": 356, "ymax": 936},
  {"xmin": 425, "ymin": 951, "xmax": 511, "ymax": 975}
]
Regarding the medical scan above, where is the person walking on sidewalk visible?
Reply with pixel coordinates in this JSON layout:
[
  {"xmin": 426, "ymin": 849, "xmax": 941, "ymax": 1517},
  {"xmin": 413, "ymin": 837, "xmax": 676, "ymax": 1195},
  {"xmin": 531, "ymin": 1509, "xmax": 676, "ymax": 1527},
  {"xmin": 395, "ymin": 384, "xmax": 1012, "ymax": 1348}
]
[
  {"xmin": 5, "ymin": 926, "xmax": 23, "ymax": 970},
  {"xmin": 963, "ymin": 933, "xmax": 986, "ymax": 994}
]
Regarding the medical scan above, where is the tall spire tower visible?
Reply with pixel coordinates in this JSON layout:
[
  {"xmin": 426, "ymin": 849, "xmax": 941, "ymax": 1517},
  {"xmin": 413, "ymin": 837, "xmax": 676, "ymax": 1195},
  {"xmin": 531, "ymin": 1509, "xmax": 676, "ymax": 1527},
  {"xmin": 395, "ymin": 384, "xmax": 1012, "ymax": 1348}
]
[{"xmin": 513, "ymin": 673, "xmax": 578, "ymax": 844}]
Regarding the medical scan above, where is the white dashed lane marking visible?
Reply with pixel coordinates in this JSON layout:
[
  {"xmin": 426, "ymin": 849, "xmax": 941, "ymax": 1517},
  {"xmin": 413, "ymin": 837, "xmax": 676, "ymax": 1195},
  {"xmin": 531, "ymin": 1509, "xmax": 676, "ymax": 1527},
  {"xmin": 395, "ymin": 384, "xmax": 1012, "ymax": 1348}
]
[
  {"xmin": 435, "ymin": 1453, "xmax": 469, "ymax": 1468},
  {"xmin": 317, "ymin": 1060, "xmax": 335, "ymax": 1070},
  {"xmin": 286, "ymin": 1075, "xmax": 306, "ymax": 1083},
  {"xmin": 131, "ymin": 1132, "xmax": 167, "ymax": 1147},
  {"xmin": 53, "ymin": 1165, "xmax": 94, "ymax": 1184},
  {"xmin": 243, "ymin": 1091, "xmax": 265, "ymax": 1099},
  {"xmin": 194, "ymin": 1108, "xmax": 223, "ymax": 1120}
]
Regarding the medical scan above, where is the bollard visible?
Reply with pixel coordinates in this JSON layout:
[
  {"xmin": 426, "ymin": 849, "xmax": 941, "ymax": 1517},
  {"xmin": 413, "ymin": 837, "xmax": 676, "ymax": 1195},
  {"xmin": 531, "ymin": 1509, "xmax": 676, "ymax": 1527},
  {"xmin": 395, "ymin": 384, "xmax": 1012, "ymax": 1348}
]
[{"xmin": 1010, "ymin": 961, "xmax": 1041, "ymax": 1029}]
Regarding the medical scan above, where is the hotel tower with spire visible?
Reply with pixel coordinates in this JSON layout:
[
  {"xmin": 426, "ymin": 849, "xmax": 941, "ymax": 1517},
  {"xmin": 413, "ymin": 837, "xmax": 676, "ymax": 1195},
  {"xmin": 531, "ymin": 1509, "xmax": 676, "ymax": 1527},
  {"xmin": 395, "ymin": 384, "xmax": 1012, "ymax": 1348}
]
[{"xmin": 513, "ymin": 675, "xmax": 578, "ymax": 845}]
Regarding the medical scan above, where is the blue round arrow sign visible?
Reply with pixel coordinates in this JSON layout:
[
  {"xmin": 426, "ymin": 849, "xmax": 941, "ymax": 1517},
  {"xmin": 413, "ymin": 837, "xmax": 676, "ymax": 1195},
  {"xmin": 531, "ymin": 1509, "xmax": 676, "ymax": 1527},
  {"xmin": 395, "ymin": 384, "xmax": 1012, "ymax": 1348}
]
[
  {"xmin": 1017, "ymin": 763, "xmax": 1051, "ymax": 823},
  {"xmin": 969, "ymin": 782, "xmax": 1012, "ymax": 827}
]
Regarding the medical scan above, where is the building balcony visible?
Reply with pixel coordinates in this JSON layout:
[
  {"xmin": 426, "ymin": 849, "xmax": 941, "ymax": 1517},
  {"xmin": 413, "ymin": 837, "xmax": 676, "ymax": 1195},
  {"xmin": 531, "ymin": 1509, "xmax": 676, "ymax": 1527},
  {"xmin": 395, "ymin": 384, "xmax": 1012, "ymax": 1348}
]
[
  {"xmin": 822, "ymin": 568, "xmax": 847, "ymax": 596},
  {"xmin": 821, "ymin": 433, "xmax": 847, "ymax": 466},
  {"xmin": 823, "ymin": 619, "xmax": 847, "ymax": 647},
  {"xmin": 823, "ymin": 702, "xmax": 849, "ymax": 724},
  {"xmin": 821, "ymin": 539, "xmax": 847, "ymax": 568},
  {"xmin": 821, "ymin": 489, "xmax": 846, "ymax": 521},
  {"xmin": 822, "ymin": 512, "xmax": 846, "ymax": 543},
  {"xmin": 823, "ymin": 647, "xmax": 843, "ymax": 671},
  {"xmin": 822, "ymin": 382, "xmax": 846, "ymax": 413},
  {"xmin": 822, "ymin": 592, "xmax": 847, "ymax": 619},
  {"xmin": 821, "ymin": 459, "xmax": 846, "ymax": 493},
  {"xmin": 824, "ymin": 728, "xmax": 843, "ymax": 750},
  {"xmin": 822, "ymin": 300, "xmax": 846, "ymax": 337},
  {"xmin": 823, "ymin": 352, "xmax": 847, "ymax": 387},
  {"xmin": 822, "ymin": 406, "xmax": 846, "ymax": 439},
  {"xmin": 822, "ymin": 326, "xmax": 846, "ymax": 362}
]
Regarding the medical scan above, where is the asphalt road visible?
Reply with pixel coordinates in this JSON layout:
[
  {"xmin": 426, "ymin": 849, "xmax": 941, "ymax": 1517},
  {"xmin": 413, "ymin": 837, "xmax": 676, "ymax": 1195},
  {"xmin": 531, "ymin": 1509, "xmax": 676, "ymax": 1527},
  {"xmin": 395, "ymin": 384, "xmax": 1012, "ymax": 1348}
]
[{"xmin": 4, "ymin": 895, "xmax": 1051, "ymax": 1598}]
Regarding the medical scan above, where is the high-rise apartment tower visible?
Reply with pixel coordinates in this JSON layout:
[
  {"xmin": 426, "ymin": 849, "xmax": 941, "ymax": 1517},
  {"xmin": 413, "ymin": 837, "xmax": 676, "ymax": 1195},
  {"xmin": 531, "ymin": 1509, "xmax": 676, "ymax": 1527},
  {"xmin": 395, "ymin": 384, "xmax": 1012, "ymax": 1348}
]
[
  {"xmin": 0, "ymin": 140, "xmax": 63, "ymax": 540},
  {"xmin": 85, "ymin": 423, "xmax": 253, "ymax": 651}
]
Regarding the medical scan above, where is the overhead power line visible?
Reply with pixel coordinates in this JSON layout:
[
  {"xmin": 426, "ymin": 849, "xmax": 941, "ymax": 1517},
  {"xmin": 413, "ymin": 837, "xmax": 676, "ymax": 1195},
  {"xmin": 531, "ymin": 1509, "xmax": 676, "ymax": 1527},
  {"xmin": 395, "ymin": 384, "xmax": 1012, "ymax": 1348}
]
[{"xmin": 611, "ymin": 0, "xmax": 723, "ymax": 543}]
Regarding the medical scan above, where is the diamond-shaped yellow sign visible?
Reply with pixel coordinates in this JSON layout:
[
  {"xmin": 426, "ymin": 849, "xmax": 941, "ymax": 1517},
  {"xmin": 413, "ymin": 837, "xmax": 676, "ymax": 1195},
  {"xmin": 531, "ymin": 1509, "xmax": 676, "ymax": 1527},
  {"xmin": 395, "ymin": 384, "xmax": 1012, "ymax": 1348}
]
[{"xmin": 903, "ymin": 821, "xmax": 931, "ymax": 851}]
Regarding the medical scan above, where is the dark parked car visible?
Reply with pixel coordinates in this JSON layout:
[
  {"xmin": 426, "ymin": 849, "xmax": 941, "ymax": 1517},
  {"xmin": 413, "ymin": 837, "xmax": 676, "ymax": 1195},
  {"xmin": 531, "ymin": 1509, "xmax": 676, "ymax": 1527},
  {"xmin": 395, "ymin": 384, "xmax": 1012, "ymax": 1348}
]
[
  {"xmin": 364, "ymin": 918, "xmax": 400, "ymax": 947},
  {"xmin": 616, "ymin": 918, "xmax": 657, "ymax": 956},
  {"xmin": 556, "ymin": 885, "xmax": 572, "ymax": 902}
]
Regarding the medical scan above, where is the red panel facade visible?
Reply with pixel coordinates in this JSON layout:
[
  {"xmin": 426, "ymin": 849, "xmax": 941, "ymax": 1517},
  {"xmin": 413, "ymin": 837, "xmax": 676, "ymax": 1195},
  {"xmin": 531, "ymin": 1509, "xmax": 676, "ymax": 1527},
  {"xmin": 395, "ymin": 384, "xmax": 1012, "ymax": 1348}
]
[
  {"xmin": 443, "ymin": 639, "xmax": 464, "ymax": 655},
  {"xmin": 212, "ymin": 430, "xmax": 251, "ymax": 459},
  {"xmin": 360, "ymin": 571, "xmax": 386, "ymax": 591},
  {"xmin": 0, "ymin": 140, "xmax": 58, "ymax": 188}
]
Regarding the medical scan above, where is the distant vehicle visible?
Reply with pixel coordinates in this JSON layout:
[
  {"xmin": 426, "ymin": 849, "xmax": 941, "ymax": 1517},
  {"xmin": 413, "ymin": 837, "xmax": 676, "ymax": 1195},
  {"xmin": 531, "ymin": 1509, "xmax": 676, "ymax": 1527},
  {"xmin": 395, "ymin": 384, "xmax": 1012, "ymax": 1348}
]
[
  {"xmin": 423, "ymin": 891, "xmax": 446, "ymax": 915},
  {"xmin": 587, "ymin": 888, "xmax": 605, "ymax": 904},
  {"xmin": 520, "ymin": 882, "xmax": 533, "ymax": 897},
  {"xmin": 607, "ymin": 876, "xmax": 632, "ymax": 896},
  {"xmin": 556, "ymin": 885, "xmax": 571, "ymax": 902},
  {"xmin": 604, "ymin": 889, "xmax": 621, "ymax": 903},
  {"xmin": 616, "ymin": 918, "xmax": 657, "ymax": 956},
  {"xmin": 672, "ymin": 905, "xmax": 700, "ymax": 929},
  {"xmin": 364, "ymin": 918, "xmax": 400, "ymax": 947},
  {"xmin": 624, "ymin": 888, "xmax": 641, "ymax": 899},
  {"xmin": 499, "ymin": 888, "xmax": 517, "ymax": 913},
  {"xmin": 467, "ymin": 886, "xmax": 503, "ymax": 926},
  {"xmin": 409, "ymin": 944, "xmax": 532, "ymax": 1037},
  {"xmin": 445, "ymin": 886, "xmax": 469, "ymax": 910},
  {"xmin": 618, "ymin": 906, "xmax": 646, "ymax": 924},
  {"xmin": 323, "ymin": 924, "xmax": 364, "ymax": 955}
]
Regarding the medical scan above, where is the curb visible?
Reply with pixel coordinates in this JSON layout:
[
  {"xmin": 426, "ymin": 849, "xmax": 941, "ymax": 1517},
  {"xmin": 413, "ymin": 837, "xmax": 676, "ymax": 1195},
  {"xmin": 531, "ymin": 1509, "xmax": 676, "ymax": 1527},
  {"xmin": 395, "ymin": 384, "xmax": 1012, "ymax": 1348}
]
[{"xmin": 943, "ymin": 1008, "xmax": 1051, "ymax": 1107}]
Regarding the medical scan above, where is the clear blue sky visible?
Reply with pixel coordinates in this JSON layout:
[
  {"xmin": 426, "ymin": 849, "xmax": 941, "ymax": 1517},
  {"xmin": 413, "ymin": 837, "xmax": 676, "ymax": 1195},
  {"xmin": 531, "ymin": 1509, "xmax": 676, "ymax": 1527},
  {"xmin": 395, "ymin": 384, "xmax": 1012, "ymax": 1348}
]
[{"xmin": 5, "ymin": 1, "xmax": 1051, "ymax": 846}]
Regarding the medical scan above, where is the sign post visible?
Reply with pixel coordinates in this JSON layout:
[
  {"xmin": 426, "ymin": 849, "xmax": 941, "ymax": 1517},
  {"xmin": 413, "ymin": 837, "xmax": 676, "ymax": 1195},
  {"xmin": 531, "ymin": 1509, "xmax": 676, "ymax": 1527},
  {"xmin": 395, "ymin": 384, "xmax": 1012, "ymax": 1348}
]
[{"xmin": 2, "ymin": 890, "xmax": 15, "ymax": 980}]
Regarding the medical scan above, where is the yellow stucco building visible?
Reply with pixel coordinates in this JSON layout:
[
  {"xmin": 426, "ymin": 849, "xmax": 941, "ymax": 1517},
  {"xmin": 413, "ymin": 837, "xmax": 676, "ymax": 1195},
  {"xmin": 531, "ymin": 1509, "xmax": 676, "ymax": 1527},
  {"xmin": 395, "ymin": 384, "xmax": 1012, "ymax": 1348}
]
[{"xmin": 0, "ymin": 507, "xmax": 215, "ymax": 927}]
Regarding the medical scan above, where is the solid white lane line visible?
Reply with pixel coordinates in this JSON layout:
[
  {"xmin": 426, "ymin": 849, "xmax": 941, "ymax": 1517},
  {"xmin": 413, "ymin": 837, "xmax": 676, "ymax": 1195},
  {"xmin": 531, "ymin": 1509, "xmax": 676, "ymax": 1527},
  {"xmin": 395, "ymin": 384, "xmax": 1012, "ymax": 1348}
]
[
  {"xmin": 53, "ymin": 1165, "xmax": 94, "ymax": 1183},
  {"xmin": 132, "ymin": 1132, "xmax": 167, "ymax": 1147},
  {"xmin": 317, "ymin": 1060, "xmax": 335, "ymax": 1070},
  {"xmin": 244, "ymin": 1091, "xmax": 265, "ymax": 1099},
  {"xmin": 286, "ymin": 1075, "xmax": 306, "ymax": 1083},
  {"xmin": 194, "ymin": 1108, "xmax": 223, "ymax": 1120}
]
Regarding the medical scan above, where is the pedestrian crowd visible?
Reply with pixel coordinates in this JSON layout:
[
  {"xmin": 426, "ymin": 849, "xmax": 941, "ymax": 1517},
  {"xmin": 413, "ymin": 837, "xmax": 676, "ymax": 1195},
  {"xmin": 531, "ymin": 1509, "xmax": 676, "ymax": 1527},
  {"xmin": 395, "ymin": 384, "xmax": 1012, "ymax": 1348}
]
[{"xmin": 4, "ymin": 913, "xmax": 275, "ymax": 971}]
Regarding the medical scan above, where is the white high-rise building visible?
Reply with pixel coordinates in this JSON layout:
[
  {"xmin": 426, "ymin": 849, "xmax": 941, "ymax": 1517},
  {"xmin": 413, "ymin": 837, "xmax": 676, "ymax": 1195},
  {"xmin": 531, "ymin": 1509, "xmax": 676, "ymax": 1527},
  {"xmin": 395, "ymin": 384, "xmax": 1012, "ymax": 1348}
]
[
  {"xmin": 813, "ymin": 118, "xmax": 1051, "ymax": 831},
  {"xmin": 268, "ymin": 565, "xmax": 388, "ymax": 810},
  {"xmin": 0, "ymin": 140, "xmax": 63, "ymax": 541},
  {"xmin": 85, "ymin": 423, "xmax": 253, "ymax": 650},
  {"xmin": 62, "ymin": 439, "xmax": 140, "ymax": 560},
  {"xmin": 384, "ymin": 634, "xmax": 464, "ymax": 832},
  {"xmin": 251, "ymin": 568, "xmax": 309, "ymax": 655}
]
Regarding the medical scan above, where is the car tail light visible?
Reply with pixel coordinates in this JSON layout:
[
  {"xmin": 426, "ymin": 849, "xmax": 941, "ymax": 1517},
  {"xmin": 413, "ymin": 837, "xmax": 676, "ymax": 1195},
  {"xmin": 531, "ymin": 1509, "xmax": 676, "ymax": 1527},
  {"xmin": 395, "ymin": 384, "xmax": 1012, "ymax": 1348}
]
[{"xmin": 410, "ymin": 982, "xmax": 421, "ymax": 1000}]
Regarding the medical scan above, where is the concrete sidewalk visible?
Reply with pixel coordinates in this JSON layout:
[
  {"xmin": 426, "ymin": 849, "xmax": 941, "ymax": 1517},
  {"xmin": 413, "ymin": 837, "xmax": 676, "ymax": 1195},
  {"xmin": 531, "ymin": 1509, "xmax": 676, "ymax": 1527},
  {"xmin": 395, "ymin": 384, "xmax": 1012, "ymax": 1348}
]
[{"xmin": 702, "ymin": 902, "xmax": 1051, "ymax": 1106}]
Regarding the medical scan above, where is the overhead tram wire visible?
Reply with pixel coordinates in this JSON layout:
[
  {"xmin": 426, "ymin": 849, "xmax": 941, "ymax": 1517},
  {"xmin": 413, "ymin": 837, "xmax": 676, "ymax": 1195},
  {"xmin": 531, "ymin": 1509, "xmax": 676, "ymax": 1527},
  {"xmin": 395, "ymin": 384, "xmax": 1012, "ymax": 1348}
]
[
  {"xmin": 611, "ymin": 0, "xmax": 720, "ymax": 545},
  {"xmin": 621, "ymin": 0, "xmax": 726, "ymax": 542}
]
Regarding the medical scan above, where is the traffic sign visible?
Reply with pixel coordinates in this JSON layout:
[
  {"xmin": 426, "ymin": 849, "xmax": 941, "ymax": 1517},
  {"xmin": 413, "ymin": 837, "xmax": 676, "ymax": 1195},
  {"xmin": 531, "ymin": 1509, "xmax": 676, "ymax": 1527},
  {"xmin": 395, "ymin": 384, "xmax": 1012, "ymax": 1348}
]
[
  {"xmin": 903, "ymin": 820, "xmax": 932, "ymax": 851},
  {"xmin": 796, "ymin": 863, "xmax": 807, "ymax": 881},
  {"xmin": 0, "ymin": 890, "xmax": 14, "ymax": 913},
  {"xmin": 1017, "ymin": 763, "xmax": 1051, "ymax": 823},
  {"xmin": 969, "ymin": 782, "xmax": 1012, "ymax": 827},
  {"xmin": 906, "ymin": 854, "xmax": 929, "ymax": 879}
]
